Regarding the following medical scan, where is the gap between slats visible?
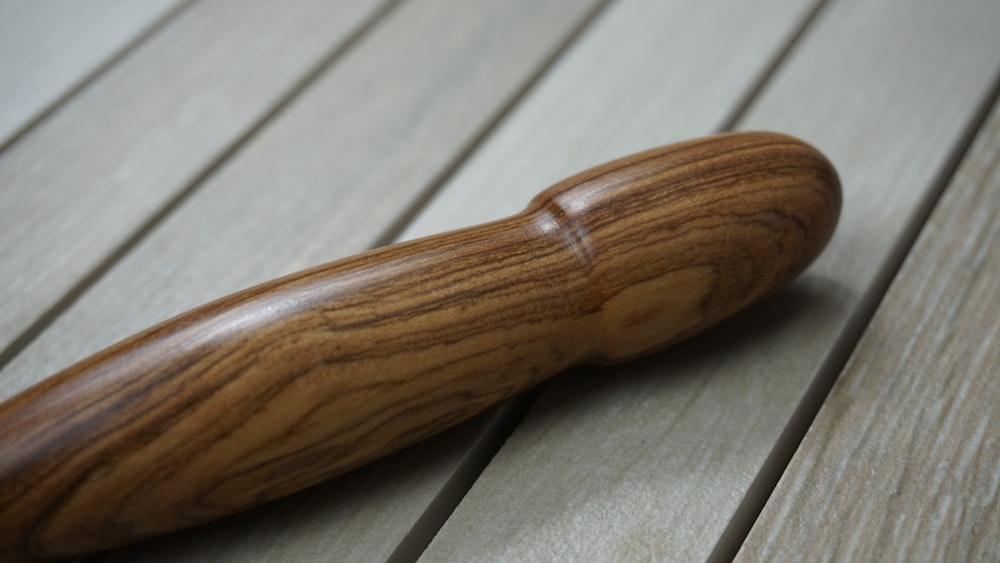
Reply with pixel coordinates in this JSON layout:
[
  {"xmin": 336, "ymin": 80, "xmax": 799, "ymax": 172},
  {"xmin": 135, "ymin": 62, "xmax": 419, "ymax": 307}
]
[
  {"xmin": 0, "ymin": 0, "xmax": 196, "ymax": 155},
  {"xmin": 710, "ymin": 65, "xmax": 1000, "ymax": 562},
  {"xmin": 0, "ymin": 0, "xmax": 403, "ymax": 378}
]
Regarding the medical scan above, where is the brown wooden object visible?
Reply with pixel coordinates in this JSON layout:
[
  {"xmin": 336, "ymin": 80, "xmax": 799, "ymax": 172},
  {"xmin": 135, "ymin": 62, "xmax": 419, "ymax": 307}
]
[{"xmin": 0, "ymin": 132, "xmax": 840, "ymax": 560}]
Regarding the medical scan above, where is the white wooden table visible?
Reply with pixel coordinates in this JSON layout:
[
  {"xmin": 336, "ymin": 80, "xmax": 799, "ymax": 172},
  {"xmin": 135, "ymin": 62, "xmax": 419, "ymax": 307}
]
[{"xmin": 2, "ymin": 0, "xmax": 998, "ymax": 560}]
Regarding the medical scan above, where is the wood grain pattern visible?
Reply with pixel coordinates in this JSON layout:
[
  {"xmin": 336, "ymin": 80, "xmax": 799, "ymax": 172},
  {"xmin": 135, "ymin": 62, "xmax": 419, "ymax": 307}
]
[
  {"xmin": 0, "ymin": 133, "xmax": 840, "ymax": 560},
  {"xmin": 418, "ymin": 0, "xmax": 1000, "ymax": 560},
  {"xmin": 4, "ymin": 0, "xmax": 997, "ymax": 561},
  {"xmin": 2, "ymin": 1, "xmax": 608, "ymax": 560},
  {"xmin": 736, "ymin": 96, "xmax": 1000, "ymax": 562},
  {"xmin": 0, "ymin": 0, "xmax": 384, "ymax": 354},
  {"xmin": 0, "ymin": 0, "xmax": 181, "ymax": 147}
]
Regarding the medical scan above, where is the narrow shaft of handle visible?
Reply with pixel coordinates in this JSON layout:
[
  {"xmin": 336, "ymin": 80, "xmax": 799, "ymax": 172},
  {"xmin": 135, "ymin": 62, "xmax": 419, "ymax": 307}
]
[{"xmin": 0, "ymin": 132, "xmax": 839, "ymax": 560}]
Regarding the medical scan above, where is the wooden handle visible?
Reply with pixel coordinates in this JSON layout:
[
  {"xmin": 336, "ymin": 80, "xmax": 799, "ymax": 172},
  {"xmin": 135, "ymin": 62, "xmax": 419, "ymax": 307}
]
[{"xmin": 0, "ymin": 132, "xmax": 839, "ymax": 560}]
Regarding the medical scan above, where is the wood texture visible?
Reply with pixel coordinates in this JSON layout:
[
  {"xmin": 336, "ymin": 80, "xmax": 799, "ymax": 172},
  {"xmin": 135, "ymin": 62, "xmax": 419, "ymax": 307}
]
[
  {"xmin": 736, "ymin": 95, "xmax": 1000, "ymax": 562},
  {"xmin": 0, "ymin": 0, "xmax": 180, "ymax": 147},
  {"xmin": 0, "ymin": 133, "xmax": 839, "ymax": 561},
  {"xmin": 418, "ymin": 0, "xmax": 1000, "ymax": 560},
  {"xmin": 0, "ymin": 0, "xmax": 384, "ymax": 354},
  {"xmin": 1, "ymin": 0, "xmax": 607, "ymax": 560},
  {"xmin": 3, "ymin": 0, "xmax": 998, "ymax": 561}
]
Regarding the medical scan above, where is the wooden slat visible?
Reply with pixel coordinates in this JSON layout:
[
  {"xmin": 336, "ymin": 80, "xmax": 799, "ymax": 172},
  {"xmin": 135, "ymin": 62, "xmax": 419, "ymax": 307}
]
[
  {"xmin": 417, "ymin": 0, "xmax": 1000, "ymax": 560},
  {"xmin": 0, "ymin": 0, "xmax": 181, "ymax": 147},
  {"xmin": 0, "ymin": 0, "xmax": 607, "ymax": 560},
  {"xmin": 736, "ymin": 96, "xmax": 1000, "ymax": 562},
  {"xmin": 0, "ymin": 0, "xmax": 386, "ymax": 357}
]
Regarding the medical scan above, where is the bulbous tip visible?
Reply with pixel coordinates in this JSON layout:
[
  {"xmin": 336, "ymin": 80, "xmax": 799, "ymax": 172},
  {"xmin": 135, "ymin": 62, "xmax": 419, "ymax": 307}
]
[{"xmin": 529, "ymin": 131, "xmax": 842, "ymax": 361}]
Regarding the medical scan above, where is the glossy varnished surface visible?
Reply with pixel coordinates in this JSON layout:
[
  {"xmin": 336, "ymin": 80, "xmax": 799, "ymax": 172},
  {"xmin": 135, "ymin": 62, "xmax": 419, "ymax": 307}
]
[{"xmin": 0, "ymin": 133, "xmax": 838, "ymax": 560}]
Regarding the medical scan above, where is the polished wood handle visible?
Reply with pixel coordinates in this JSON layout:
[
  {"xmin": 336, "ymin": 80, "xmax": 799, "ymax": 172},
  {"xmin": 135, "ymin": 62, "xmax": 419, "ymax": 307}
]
[{"xmin": 0, "ymin": 132, "xmax": 840, "ymax": 560}]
